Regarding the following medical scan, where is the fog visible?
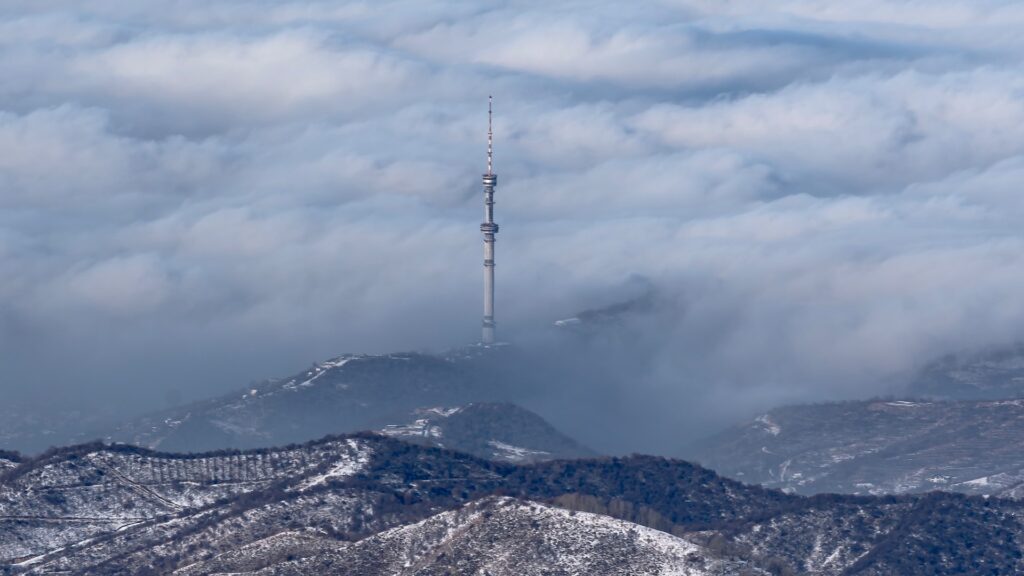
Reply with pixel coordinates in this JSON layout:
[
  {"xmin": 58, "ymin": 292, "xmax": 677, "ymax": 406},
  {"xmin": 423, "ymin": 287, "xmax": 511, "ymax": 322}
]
[{"xmin": 3, "ymin": 0, "xmax": 1024, "ymax": 452}]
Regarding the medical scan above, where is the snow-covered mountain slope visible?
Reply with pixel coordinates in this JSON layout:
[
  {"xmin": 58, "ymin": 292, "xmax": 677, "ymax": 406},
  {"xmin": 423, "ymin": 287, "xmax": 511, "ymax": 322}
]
[
  {"xmin": 5, "ymin": 434, "xmax": 1024, "ymax": 575},
  {"xmin": 689, "ymin": 398, "xmax": 1024, "ymax": 497},
  {"xmin": 183, "ymin": 497, "xmax": 766, "ymax": 576}
]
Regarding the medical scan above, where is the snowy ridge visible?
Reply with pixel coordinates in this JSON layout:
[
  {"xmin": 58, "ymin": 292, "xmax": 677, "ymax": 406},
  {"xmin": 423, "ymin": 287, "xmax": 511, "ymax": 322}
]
[
  {"xmin": 192, "ymin": 497, "xmax": 767, "ymax": 576},
  {"xmin": 283, "ymin": 357, "xmax": 359, "ymax": 392},
  {"xmin": 330, "ymin": 497, "xmax": 765, "ymax": 576}
]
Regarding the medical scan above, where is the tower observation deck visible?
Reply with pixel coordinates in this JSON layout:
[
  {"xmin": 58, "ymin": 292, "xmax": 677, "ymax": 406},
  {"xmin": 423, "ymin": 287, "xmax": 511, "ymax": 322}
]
[{"xmin": 481, "ymin": 97, "xmax": 499, "ymax": 344}]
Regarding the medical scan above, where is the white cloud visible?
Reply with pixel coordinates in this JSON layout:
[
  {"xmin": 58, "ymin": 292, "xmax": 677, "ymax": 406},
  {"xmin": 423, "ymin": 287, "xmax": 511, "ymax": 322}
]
[{"xmin": 71, "ymin": 31, "xmax": 424, "ymax": 127}]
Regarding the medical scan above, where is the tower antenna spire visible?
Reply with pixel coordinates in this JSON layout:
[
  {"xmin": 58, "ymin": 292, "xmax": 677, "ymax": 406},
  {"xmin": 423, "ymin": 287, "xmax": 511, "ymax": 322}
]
[{"xmin": 487, "ymin": 95, "xmax": 493, "ymax": 176}]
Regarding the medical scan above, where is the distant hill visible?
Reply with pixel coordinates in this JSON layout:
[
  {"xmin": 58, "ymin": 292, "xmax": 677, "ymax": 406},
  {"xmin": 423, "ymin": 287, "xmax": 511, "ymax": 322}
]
[
  {"xmin": 688, "ymin": 398, "xmax": 1024, "ymax": 498},
  {"xmin": 379, "ymin": 402, "xmax": 594, "ymax": 463},
  {"xmin": 910, "ymin": 344, "xmax": 1024, "ymax": 399},
  {"xmin": 0, "ymin": 404, "xmax": 117, "ymax": 455},
  {"xmin": 553, "ymin": 288, "xmax": 657, "ymax": 333},
  {"xmin": 4, "ymin": 434, "xmax": 1024, "ymax": 575}
]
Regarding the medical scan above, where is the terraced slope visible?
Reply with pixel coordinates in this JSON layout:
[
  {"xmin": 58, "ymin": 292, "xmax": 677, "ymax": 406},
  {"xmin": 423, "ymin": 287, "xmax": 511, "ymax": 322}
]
[{"xmin": 0, "ymin": 438, "xmax": 370, "ymax": 564}]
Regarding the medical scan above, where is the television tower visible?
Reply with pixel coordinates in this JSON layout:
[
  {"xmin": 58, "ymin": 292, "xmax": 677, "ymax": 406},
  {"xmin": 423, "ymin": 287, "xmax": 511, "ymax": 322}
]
[{"xmin": 480, "ymin": 96, "xmax": 499, "ymax": 344}]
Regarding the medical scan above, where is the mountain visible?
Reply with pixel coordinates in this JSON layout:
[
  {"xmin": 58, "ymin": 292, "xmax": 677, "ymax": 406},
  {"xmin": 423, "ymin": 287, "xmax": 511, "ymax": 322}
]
[
  {"xmin": 101, "ymin": 348, "xmax": 589, "ymax": 463},
  {"xmin": 688, "ymin": 398, "xmax": 1024, "ymax": 498},
  {"xmin": 910, "ymin": 344, "xmax": 1024, "ymax": 400},
  {"xmin": 379, "ymin": 402, "xmax": 594, "ymax": 463},
  {"xmin": 4, "ymin": 433, "xmax": 1024, "ymax": 575},
  {"xmin": 553, "ymin": 289, "xmax": 657, "ymax": 333},
  {"xmin": 107, "ymin": 351, "xmax": 490, "ymax": 452}
]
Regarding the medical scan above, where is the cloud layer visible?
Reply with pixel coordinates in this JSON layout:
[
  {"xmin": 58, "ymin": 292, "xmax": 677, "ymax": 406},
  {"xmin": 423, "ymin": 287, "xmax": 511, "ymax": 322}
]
[{"xmin": 3, "ymin": 0, "xmax": 1024, "ymax": 451}]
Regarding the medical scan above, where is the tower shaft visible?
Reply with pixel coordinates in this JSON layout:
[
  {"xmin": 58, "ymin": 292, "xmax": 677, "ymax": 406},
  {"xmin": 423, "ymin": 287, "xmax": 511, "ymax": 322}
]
[{"xmin": 481, "ymin": 97, "xmax": 498, "ymax": 344}]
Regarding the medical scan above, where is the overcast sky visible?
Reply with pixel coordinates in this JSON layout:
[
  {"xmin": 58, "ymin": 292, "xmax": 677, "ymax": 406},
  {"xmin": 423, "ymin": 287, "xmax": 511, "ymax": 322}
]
[{"xmin": 3, "ymin": 0, "xmax": 1024, "ymax": 433}]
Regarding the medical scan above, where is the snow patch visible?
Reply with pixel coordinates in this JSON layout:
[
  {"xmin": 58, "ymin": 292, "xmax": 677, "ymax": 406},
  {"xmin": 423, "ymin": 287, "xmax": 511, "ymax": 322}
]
[
  {"xmin": 281, "ymin": 356, "xmax": 358, "ymax": 391},
  {"xmin": 381, "ymin": 419, "xmax": 443, "ymax": 439},
  {"xmin": 419, "ymin": 406, "xmax": 463, "ymax": 417},
  {"xmin": 488, "ymin": 440, "xmax": 550, "ymax": 462},
  {"xmin": 984, "ymin": 399, "xmax": 1024, "ymax": 407},
  {"xmin": 778, "ymin": 459, "xmax": 793, "ymax": 482},
  {"xmin": 755, "ymin": 414, "xmax": 781, "ymax": 436},
  {"xmin": 298, "ymin": 357, "xmax": 355, "ymax": 387},
  {"xmin": 162, "ymin": 414, "xmax": 188, "ymax": 430},
  {"xmin": 295, "ymin": 440, "xmax": 371, "ymax": 491}
]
